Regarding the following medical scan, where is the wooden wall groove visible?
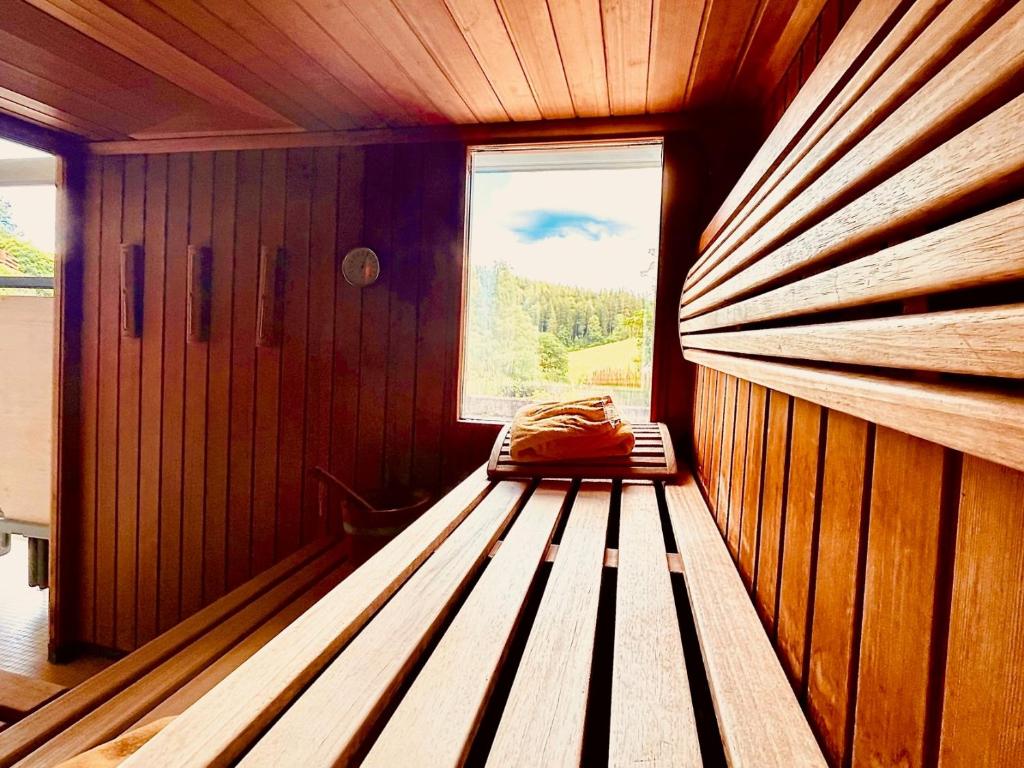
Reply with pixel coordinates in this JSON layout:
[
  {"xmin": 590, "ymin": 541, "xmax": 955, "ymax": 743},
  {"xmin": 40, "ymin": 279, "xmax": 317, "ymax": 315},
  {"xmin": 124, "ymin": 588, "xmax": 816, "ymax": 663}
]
[{"xmin": 65, "ymin": 142, "xmax": 477, "ymax": 652}]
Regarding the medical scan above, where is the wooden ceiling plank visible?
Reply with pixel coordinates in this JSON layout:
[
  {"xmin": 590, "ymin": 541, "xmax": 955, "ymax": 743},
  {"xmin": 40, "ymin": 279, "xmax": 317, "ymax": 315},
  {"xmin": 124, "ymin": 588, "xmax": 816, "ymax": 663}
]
[
  {"xmin": 193, "ymin": 0, "xmax": 379, "ymax": 129},
  {"xmin": 289, "ymin": 0, "xmax": 448, "ymax": 126},
  {"xmin": 321, "ymin": 0, "xmax": 478, "ymax": 124},
  {"xmin": 0, "ymin": 93, "xmax": 114, "ymax": 140},
  {"xmin": 23, "ymin": 0, "xmax": 292, "ymax": 128},
  {"xmin": 441, "ymin": 0, "xmax": 542, "ymax": 121},
  {"xmin": 0, "ymin": 58, "xmax": 144, "ymax": 135},
  {"xmin": 98, "ymin": 0, "xmax": 323, "ymax": 131},
  {"xmin": 390, "ymin": 0, "xmax": 510, "ymax": 123},
  {"xmin": 687, "ymin": 0, "xmax": 761, "ymax": 106},
  {"xmin": 245, "ymin": 0, "xmax": 424, "ymax": 127},
  {"xmin": 145, "ymin": 0, "xmax": 332, "ymax": 131},
  {"xmin": 0, "ymin": 23, "xmax": 218, "ymax": 137},
  {"xmin": 0, "ymin": 0, "xmax": 231, "ymax": 135},
  {"xmin": 601, "ymin": 0, "xmax": 654, "ymax": 116},
  {"xmin": 492, "ymin": 0, "xmax": 576, "ymax": 119},
  {"xmin": 646, "ymin": 0, "xmax": 704, "ymax": 113},
  {"xmin": 547, "ymin": 0, "xmax": 610, "ymax": 117}
]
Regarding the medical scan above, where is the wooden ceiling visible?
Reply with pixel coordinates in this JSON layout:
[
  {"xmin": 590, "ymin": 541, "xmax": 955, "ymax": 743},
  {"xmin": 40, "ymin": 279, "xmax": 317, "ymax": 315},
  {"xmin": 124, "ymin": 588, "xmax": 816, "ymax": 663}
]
[{"xmin": 0, "ymin": 0, "xmax": 827, "ymax": 143}]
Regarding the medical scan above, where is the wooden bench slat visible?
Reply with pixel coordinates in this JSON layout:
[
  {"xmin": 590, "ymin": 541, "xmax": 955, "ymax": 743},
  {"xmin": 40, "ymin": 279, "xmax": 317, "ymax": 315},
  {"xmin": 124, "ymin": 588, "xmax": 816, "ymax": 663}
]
[
  {"xmin": 0, "ymin": 672, "xmax": 64, "ymax": 722},
  {"xmin": 119, "ymin": 467, "xmax": 496, "ymax": 768},
  {"xmin": 0, "ymin": 536, "xmax": 334, "ymax": 767},
  {"xmin": 682, "ymin": 303, "xmax": 1024, "ymax": 379},
  {"xmin": 680, "ymin": 198, "xmax": 1024, "ymax": 333},
  {"xmin": 689, "ymin": 0, "xmax": 1009, "ymax": 295},
  {"xmin": 235, "ymin": 480, "xmax": 531, "ymax": 767},
  {"xmin": 131, "ymin": 562, "xmax": 356, "ymax": 729},
  {"xmin": 486, "ymin": 483, "xmax": 612, "ymax": 766},
  {"xmin": 610, "ymin": 484, "xmax": 700, "ymax": 766},
  {"xmin": 684, "ymin": 348, "xmax": 1024, "ymax": 474},
  {"xmin": 681, "ymin": 87, "xmax": 1024, "ymax": 321},
  {"xmin": 362, "ymin": 482, "xmax": 568, "ymax": 768},
  {"xmin": 665, "ymin": 475, "xmax": 826, "ymax": 766},
  {"xmin": 14, "ymin": 541, "xmax": 349, "ymax": 768}
]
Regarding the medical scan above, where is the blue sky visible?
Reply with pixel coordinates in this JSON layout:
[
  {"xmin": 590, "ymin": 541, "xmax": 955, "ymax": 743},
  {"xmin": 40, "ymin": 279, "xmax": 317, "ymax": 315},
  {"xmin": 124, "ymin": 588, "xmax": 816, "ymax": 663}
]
[
  {"xmin": 468, "ymin": 161, "xmax": 663, "ymax": 295},
  {"xmin": 512, "ymin": 210, "xmax": 627, "ymax": 243}
]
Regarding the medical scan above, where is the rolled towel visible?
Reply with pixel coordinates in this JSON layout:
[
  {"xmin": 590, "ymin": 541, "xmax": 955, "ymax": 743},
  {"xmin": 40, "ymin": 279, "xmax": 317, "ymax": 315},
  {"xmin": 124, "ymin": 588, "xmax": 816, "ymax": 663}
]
[
  {"xmin": 510, "ymin": 395, "xmax": 635, "ymax": 462},
  {"xmin": 55, "ymin": 716, "xmax": 176, "ymax": 768}
]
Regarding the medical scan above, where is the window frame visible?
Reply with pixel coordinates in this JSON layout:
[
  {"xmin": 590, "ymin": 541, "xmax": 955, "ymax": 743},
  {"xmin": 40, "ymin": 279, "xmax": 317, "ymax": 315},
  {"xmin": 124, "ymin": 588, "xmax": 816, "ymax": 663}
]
[{"xmin": 455, "ymin": 138, "xmax": 666, "ymax": 426}]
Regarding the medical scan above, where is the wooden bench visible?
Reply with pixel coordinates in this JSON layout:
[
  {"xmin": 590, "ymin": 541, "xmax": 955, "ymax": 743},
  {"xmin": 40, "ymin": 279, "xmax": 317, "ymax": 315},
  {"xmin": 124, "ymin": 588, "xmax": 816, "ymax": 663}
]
[
  {"xmin": 0, "ymin": 536, "xmax": 352, "ymax": 767},
  {"xmin": 96, "ymin": 466, "xmax": 824, "ymax": 767},
  {"xmin": 0, "ymin": 672, "xmax": 64, "ymax": 725}
]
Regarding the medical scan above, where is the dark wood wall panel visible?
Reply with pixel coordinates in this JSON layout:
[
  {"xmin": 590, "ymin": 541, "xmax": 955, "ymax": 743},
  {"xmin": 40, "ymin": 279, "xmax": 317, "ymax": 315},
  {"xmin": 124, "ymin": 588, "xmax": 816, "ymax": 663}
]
[
  {"xmin": 692, "ymin": 366, "xmax": 1024, "ymax": 767},
  {"xmin": 67, "ymin": 142, "xmax": 475, "ymax": 653}
]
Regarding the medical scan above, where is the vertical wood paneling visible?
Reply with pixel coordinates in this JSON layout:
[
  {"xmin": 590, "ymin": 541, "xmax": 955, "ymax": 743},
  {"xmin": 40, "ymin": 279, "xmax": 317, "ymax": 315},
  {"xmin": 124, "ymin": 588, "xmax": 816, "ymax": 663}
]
[
  {"xmin": 853, "ymin": 428, "xmax": 948, "ymax": 767},
  {"xmin": 384, "ymin": 145, "xmax": 423, "ymax": 489},
  {"xmin": 411, "ymin": 144, "xmax": 458, "ymax": 490},
  {"xmin": 203, "ymin": 150, "xmax": 237, "ymax": 603},
  {"xmin": 95, "ymin": 155, "xmax": 123, "ymax": 648},
  {"xmin": 66, "ymin": 142, "xmax": 483, "ymax": 652},
  {"xmin": 77, "ymin": 154, "xmax": 101, "ymax": 644},
  {"xmin": 136, "ymin": 153, "xmax": 166, "ymax": 645},
  {"xmin": 302, "ymin": 146, "xmax": 338, "ymax": 542},
  {"xmin": 940, "ymin": 457, "xmax": 1024, "ymax": 765},
  {"xmin": 181, "ymin": 151, "xmax": 213, "ymax": 618},
  {"xmin": 713, "ymin": 373, "xmax": 737, "ymax": 525},
  {"xmin": 226, "ymin": 150, "xmax": 261, "ymax": 591},
  {"xmin": 355, "ymin": 144, "xmax": 394, "ymax": 492},
  {"xmin": 276, "ymin": 148, "xmax": 313, "ymax": 559},
  {"xmin": 329, "ymin": 148, "xmax": 365, "ymax": 490},
  {"xmin": 689, "ymin": 365, "xmax": 1020, "ymax": 768},
  {"xmin": 251, "ymin": 149, "xmax": 285, "ymax": 574},
  {"xmin": 807, "ymin": 411, "xmax": 871, "ymax": 764},
  {"xmin": 777, "ymin": 399, "xmax": 825, "ymax": 691},
  {"xmin": 726, "ymin": 378, "xmax": 750, "ymax": 556},
  {"xmin": 115, "ymin": 155, "xmax": 145, "ymax": 650},
  {"xmin": 738, "ymin": 382, "xmax": 767, "ymax": 589},
  {"xmin": 755, "ymin": 389, "xmax": 792, "ymax": 634},
  {"xmin": 158, "ymin": 152, "xmax": 189, "ymax": 633}
]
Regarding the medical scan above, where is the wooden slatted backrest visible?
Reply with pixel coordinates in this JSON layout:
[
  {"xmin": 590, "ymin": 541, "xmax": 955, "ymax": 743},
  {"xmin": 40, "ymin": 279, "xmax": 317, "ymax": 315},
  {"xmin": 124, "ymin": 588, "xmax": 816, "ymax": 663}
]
[{"xmin": 681, "ymin": 2, "xmax": 1024, "ymax": 766}]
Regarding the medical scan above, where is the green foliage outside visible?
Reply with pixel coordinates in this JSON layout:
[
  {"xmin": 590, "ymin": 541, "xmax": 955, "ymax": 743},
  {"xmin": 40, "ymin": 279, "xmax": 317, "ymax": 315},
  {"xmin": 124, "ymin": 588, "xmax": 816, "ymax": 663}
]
[
  {"xmin": 464, "ymin": 262, "xmax": 654, "ymax": 407},
  {"xmin": 0, "ymin": 197, "xmax": 55, "ymax": 295}
]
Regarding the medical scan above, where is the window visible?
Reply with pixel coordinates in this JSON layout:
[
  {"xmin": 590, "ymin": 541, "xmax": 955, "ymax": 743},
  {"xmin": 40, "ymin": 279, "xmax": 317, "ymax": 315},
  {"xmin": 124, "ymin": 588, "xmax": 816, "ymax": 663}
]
[
  {"xmin": 460, "ymin": 141, "xmax": 664, "ymax": 422},
  {"xmin": 0, "ymin": 137, "xmax": 57, "ymax": 296}
]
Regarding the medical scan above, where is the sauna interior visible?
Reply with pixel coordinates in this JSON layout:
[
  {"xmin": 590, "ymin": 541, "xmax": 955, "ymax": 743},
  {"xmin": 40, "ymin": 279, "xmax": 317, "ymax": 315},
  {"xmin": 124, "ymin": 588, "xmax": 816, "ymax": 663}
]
[{"xmin": 0, "ymin": 0, "xmax": 1020, "ymax": 766}]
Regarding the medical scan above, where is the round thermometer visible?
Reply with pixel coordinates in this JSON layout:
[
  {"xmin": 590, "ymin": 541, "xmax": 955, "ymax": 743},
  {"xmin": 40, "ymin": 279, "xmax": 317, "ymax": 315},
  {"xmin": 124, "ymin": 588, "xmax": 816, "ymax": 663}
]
[{"xmin": 342, "ymin": 247, "xmax": 380, "ymax": 288}]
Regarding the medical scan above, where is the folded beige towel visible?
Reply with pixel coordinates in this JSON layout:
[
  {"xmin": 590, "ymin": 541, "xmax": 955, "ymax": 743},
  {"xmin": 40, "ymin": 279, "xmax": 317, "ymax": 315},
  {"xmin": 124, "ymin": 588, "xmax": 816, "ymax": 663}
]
[
  {"xmin": 510, "ymin": 395, "xmax": 635, "ymax": 462},
  {"xmin": 55, "ymin": 716, "xmax": 175, "ymax": 768}
]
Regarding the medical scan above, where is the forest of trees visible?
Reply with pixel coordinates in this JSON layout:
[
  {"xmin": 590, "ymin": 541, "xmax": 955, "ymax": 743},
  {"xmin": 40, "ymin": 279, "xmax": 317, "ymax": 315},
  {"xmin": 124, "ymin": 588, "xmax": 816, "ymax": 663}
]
[{"xmin": 464, "ymin": 262, "xmax": 654, "ymax": 400}]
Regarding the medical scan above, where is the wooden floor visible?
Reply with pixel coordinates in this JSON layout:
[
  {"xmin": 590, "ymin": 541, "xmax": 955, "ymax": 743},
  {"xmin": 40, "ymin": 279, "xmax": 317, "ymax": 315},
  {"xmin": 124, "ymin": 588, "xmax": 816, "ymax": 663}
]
[{"xmin": 0, "ymin": 537, "xmax": 109, "ymax": 688}]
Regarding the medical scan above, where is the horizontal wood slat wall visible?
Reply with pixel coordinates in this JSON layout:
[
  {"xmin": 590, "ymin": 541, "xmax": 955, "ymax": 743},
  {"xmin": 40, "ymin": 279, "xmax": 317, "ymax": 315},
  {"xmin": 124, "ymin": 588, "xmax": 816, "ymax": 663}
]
[
  {"xmin": 68, "ymin": 142, "xmax": 480, "ymax": 653},
  {"xmin": 683, "ymin": 1, "xmax": 1024, "ymax": 766}
]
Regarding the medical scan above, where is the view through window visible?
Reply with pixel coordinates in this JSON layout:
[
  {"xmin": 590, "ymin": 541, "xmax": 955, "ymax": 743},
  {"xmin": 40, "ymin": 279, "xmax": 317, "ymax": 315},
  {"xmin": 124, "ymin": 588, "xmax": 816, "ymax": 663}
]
[
  {"xmin": 0, "ymin": 137, "xmax": 56, "ymax": 296},
  {"xmin": 460, "ymin": 142, "xmax": 664, "ymax": 422}
]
